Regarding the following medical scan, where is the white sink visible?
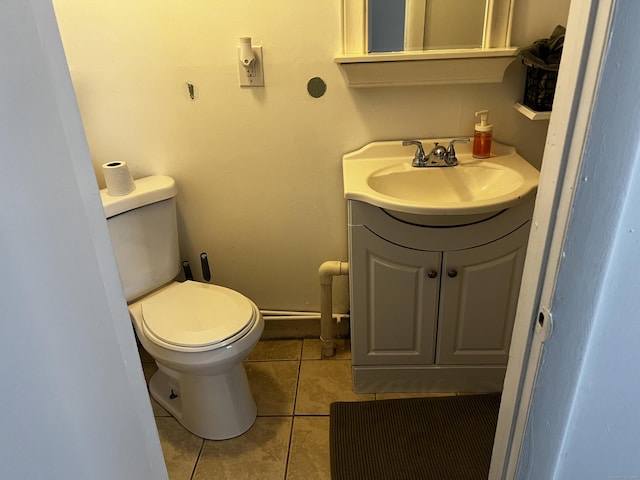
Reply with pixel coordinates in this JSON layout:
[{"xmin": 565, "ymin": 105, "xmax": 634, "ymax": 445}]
[{"xmin": 343, "ymin": 139, "xmax": 539, "ymax": 215}]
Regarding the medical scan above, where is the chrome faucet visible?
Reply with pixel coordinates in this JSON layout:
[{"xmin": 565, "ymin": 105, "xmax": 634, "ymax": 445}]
[
  {"xmin": 402, "ymin": 140, "xmax": 427, "ymax": 167},
  {"xmin": 402, "ymin": 137, "xmax": 470, "ymax": 167}
]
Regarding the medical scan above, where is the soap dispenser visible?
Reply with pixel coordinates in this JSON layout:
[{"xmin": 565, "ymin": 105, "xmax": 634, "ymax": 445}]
[{"xmin": 473, "ymin": 110, "xmax": 493, "ymax": 159}]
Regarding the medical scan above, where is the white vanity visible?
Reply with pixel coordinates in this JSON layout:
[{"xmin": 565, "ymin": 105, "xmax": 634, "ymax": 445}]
[{"xmin": 343, "ymin": 139, "xmax": 539, "ymax": 393}]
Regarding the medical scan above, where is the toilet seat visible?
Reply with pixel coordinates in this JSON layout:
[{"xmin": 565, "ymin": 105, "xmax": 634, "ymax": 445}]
[{"xmin": 140, "ymin": 281, "xmax": 257, "ymax": 352}]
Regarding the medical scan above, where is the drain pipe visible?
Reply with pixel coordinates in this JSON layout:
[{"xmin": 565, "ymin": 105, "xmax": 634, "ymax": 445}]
[{"xmin": 319, "ymin": 261, "xmax": 349, "ymax": 358}]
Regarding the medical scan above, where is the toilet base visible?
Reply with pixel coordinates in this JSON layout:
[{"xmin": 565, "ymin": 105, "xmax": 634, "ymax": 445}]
[{"xmin": 149, "ymin": 361, "xmax": 257, "ymax": 440}]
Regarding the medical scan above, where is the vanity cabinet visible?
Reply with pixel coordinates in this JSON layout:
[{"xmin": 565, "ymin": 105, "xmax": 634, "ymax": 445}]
[
  {"xmin": 437, "ymin": 227, "xmax": 529, "ymax": 365},
  {"xmin": 348, "ymin": 198, "xmax": 534, "ymax": 393},
  {"xmin": 350, "ymin": 225, "xmax": 440, "ymax": 366}
]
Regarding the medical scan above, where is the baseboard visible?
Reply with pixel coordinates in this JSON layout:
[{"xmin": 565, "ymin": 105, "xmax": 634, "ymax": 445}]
[
  {"xmin": 352, "ymin": 364, "xmax": 507, "ymax": 393},
  {"xmin": 260, "ymin": 316, "xmax": 350, "ymax": 340}
]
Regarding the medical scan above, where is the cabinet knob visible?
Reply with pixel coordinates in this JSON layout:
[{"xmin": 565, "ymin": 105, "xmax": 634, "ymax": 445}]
[
  {"xmin": 447, "ymin": 269, "xmax": 458, "ymax": 278},
  {"xmin": 427, "ymin": 269, "xmax": 438, "ymax": 279}
]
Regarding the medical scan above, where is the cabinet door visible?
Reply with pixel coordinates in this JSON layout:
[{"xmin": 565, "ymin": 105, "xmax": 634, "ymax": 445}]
[
  {"xmin": 436, "ymin": 224, "xmax": 530, "ymax": 365},
  {"xmin": 350, "ymin": 225, "xmax": 441, "ymax": 365}
]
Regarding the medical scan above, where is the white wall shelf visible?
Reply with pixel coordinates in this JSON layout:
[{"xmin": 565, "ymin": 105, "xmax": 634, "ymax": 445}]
[
  {"xmin": 335, "ymin": 49, "xmax": 518, "ymax": 87},
  {"xmin": 514, "ymin": 102, "xmax": 552, "ymax": 120}
]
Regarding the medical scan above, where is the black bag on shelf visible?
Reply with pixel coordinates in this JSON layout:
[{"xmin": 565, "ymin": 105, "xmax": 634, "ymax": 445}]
[{"xmin": 517, "ymin": 25, "xmax": 565, "ymax": 112}]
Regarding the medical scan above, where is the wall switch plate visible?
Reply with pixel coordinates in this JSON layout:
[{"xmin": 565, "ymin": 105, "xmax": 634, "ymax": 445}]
[{"xmin": 238, "ymin": 45, "xmax": 264, "ymax": 87}]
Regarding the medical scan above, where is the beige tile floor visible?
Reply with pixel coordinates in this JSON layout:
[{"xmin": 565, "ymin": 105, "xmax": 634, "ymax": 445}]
[{"xmin": 139, "ymin": 339, "xmax": 456, "ymax": 480}]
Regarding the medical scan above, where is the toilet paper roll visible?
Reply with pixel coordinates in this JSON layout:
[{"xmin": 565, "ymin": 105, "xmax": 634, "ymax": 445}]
[{"xmin": 102, "ymin": 161, "xmax": 136, "ymax": 196}]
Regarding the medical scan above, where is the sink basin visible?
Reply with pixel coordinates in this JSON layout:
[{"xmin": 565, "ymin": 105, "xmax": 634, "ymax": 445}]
[
  {"xmin": 368, "ymin": 162, "xmax": 525, "ymax": 203},
  {"xmin": 343, "ymin": 139, "xmax": 539, "ymax": 215}
]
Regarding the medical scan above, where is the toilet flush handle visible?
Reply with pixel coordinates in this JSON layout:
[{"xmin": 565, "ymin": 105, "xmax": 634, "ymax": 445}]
[
  {"xmin": 200, "ymin": 252, "xmax": 211, "ymax": 282},
  {"xmin": 182, "ymin": 261, "xmax": 194, "ymax": 281}
]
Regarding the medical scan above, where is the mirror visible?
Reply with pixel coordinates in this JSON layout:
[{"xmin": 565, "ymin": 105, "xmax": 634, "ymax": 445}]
[
  {"xmin": 339, "ymin": 0, "xmax": 514, "ymax": 56},
  {"xmin": 368, "ymin": 0, "xmax": 486, "ymax": 53}
]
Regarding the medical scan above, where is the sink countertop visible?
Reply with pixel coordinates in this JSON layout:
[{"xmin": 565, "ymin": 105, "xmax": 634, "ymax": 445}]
[{"xmin": 343, "ymin": 139, "xmax": 540, "ymax": 216}]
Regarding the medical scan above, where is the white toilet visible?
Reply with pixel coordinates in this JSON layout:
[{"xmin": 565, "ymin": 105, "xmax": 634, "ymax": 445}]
[{"xmin": 100, "ymin": 175, "xmax": 264, "ymax": 440}]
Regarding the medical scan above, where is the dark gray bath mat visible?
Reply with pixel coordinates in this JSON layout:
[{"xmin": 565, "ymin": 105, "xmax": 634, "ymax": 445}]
[{"xmin": 330, "ymin": 393, "xmax": 501, "ymax": 480}]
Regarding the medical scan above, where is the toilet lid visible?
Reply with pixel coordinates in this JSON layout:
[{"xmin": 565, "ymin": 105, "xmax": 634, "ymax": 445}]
[{"xmin": 140, "ymin": 281, "xmax": 256, "ymax": 349}]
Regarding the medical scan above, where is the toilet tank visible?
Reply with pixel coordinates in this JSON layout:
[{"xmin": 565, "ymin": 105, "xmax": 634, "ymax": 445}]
[{"xmin": 100, "ymin": 176, "xmax": 181, "ymax": 302}]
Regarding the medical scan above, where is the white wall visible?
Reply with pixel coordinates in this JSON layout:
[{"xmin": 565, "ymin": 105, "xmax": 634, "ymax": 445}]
[
  {"xmin": 0, "ymin": 1, "xmax": 167, "ymax": 478},
  {"xmin": 51, "ymin": 0, "xmax": 569, "ymax": 315}
]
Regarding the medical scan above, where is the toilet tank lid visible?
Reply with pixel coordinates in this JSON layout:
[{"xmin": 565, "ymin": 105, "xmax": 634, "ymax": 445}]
[{"xmin": 100, "ymin": 175, "xmax": 177, "ymax": 219}]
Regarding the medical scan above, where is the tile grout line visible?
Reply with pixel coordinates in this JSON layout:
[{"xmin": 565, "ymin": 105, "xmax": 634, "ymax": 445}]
[
  {"xmin": 188, "ymin": 438, "xmax": 206, "ymax": 480},
  {"xmin": 291, "ymin": 340, "xmax": 304, "ymax": 419},
  {"xmin": 282, "ymin": 341, "xmax": 304, "ymax": 479}
]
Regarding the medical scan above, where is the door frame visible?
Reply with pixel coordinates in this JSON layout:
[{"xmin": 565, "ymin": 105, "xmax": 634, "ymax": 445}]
[{"xmin": 489, "ymin": 0, "xmax": 616, "ymax": 477}]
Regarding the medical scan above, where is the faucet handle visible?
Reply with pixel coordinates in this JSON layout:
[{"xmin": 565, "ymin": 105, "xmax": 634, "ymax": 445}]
[
  {"xmin": 446, "ymin": 137, "xmax": 470, "ymax": 165},
  {"xmin": 402, "ymin": 140, "xmax": 427, "ymax": 166},
  {"xmin": 402, "ymin": 139, "xmax": 425, "ymax": 153},
  {"xmin": 448, "ymin": 137, "xmax": 470, "ymax": 149},
  {"xmin": 450, "ymin": 137, "xmax": 470, "ymax": 143}
]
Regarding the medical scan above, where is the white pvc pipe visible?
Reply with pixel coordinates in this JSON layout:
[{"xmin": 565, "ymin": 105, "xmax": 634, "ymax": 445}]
[
  {"xmin": 318, "ymin": 261, "xmax": 349, "ymax": 358},
  {"xmin": 259, "ymin": 310, "xmax": 349, "ymax": 323},
  {"xmin": 260, "ymin": 310, "xmax": 320, "ymax": 321},
  {"xmin": 260, "ymin": 310, "xmax": 318, "ymax": 317},
  {"xmin": 261, "ymin": 315, "xmax": 321, "ymax": 321}
]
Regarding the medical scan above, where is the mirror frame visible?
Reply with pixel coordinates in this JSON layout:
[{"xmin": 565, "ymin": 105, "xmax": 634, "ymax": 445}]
[{"xmin": 335, "ymin": 0, "xmax": 518, "ymax": 87}]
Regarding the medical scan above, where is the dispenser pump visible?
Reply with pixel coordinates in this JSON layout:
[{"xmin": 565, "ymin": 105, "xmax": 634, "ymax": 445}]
[
  {"xmin": 473, "ymin": 109, "xmax": 493, "ymax": 158},
  {"xmin": 475, "ymin": 110, "xmax": 492, "ymax": 132}
]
